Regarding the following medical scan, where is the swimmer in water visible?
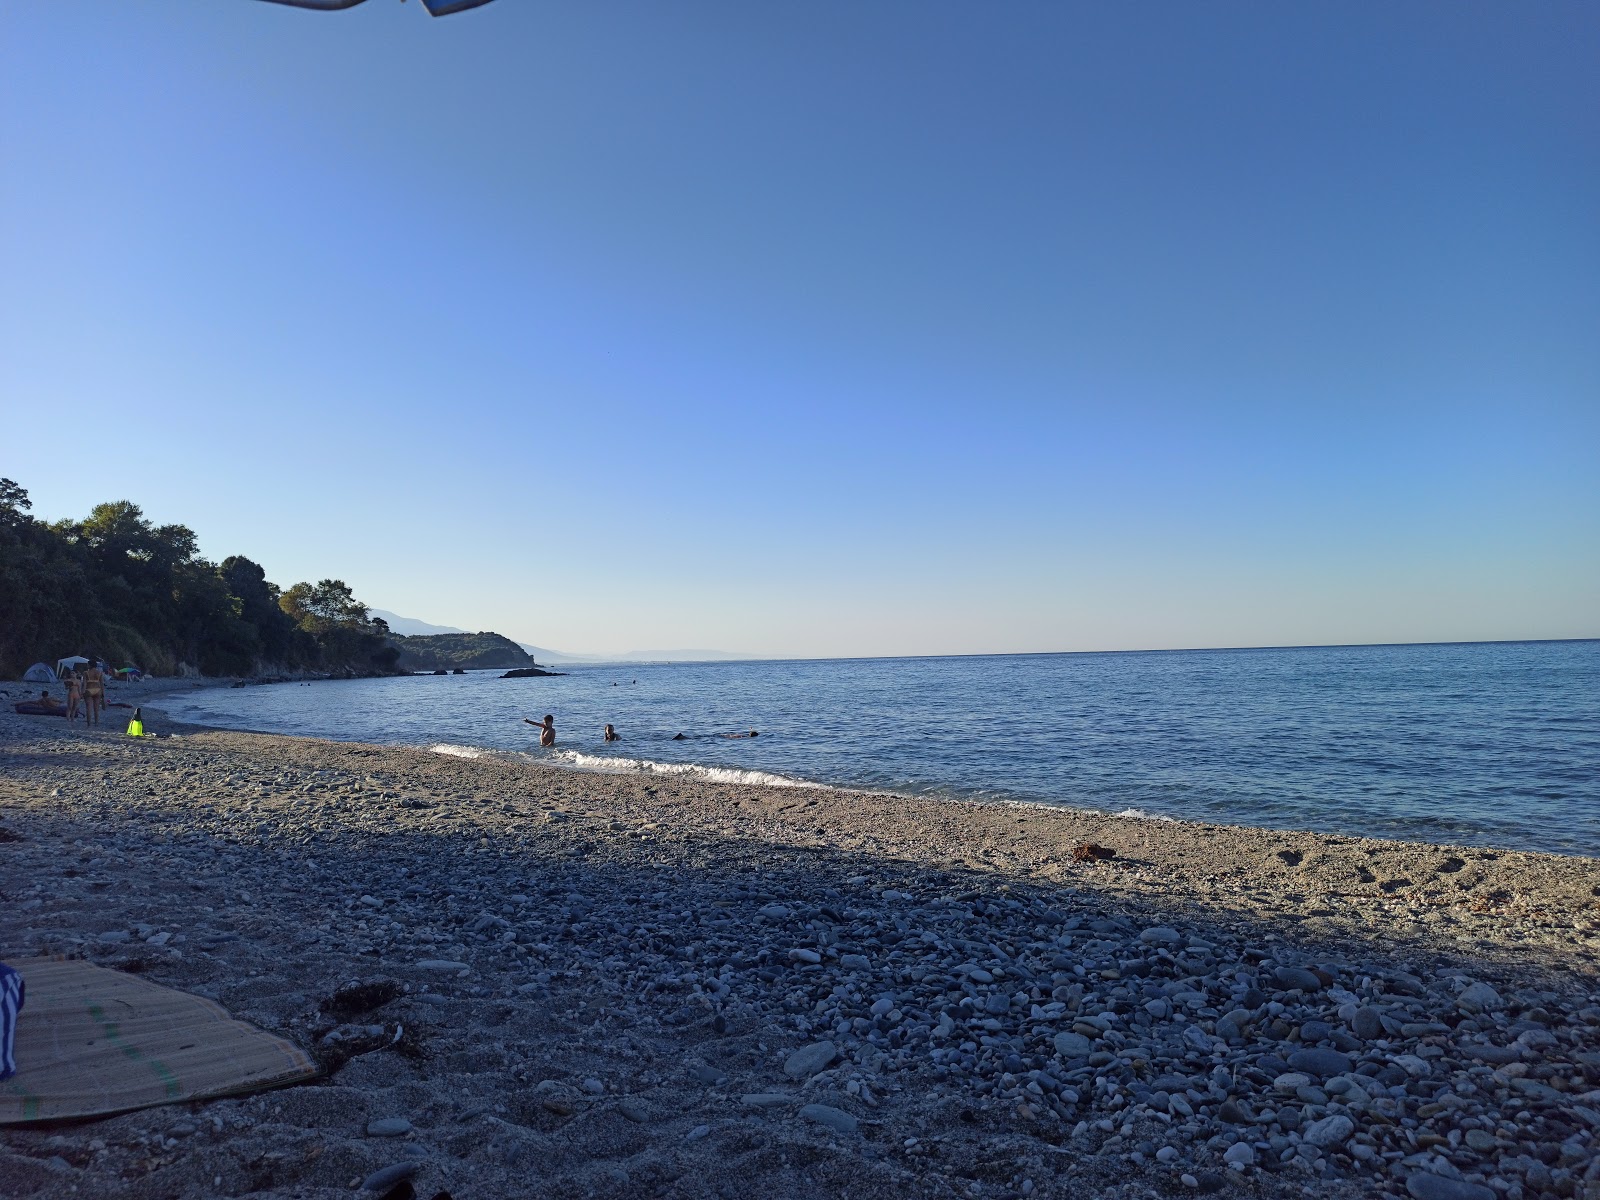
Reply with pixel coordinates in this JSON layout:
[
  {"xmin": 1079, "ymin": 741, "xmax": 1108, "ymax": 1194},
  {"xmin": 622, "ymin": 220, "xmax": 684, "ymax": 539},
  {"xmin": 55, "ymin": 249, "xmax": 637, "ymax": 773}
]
[
  {"xmin": 604, "ymin": 724, "xmax": 619, "ymax": 742},
  {"xmin": 720, "ymin": 730, "xmax": 759, "ymax": 738},
  {"xmin": 523, "ymin": 714, "xmax": 556, "ymax": 746}
]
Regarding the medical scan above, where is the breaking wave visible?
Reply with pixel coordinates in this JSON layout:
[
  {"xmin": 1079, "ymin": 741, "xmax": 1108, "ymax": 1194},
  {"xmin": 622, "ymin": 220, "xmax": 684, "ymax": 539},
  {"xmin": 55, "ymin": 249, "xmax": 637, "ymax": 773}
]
[
  {"xmin": 1114, "ymin": 807, "xmax": 1177, "ymax": 822},
  {"xmin": 428, "ymin": 743, "xmax": 487, "ymax": 759},
  {"xmin": 549, "ymin": 749, "xmax": 821, "ymax": 789}
]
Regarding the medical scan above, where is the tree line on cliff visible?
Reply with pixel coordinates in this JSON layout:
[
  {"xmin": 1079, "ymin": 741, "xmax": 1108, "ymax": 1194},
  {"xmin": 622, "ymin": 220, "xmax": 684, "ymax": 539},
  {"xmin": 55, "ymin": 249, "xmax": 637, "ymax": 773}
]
[{"xmin": 0, "ymin": 479, "xmax": 399, "ymax": 679}]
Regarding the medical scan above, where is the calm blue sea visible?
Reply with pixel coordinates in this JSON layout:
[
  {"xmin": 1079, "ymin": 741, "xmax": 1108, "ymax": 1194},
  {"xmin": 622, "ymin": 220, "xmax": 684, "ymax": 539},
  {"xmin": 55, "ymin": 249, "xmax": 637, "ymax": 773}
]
[{"xmin": 159, "ymin": 640, "xmax": 1600, "ymax": 856}]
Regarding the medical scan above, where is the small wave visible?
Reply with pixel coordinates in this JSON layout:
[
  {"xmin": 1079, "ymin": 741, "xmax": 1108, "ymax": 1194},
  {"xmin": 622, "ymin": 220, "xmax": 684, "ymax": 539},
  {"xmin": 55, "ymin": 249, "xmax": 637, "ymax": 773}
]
[
  {"xmin": 1114, "ymin": 807, "xmax": 1177, "ymax": 822},
  {"xmin": 551, "ymin": 750, "xmax": 820, "ymax": 789},
  {"xmin": 429, "ymin": 743, "xmax": 486, "ymax": 759}
]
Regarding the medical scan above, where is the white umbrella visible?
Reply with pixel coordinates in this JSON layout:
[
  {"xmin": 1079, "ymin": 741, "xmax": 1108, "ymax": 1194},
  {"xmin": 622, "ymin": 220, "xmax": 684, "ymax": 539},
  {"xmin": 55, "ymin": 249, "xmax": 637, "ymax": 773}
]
[{"xmin": 56, "ymin": 656, "xmax": 89, "ymax": 679}]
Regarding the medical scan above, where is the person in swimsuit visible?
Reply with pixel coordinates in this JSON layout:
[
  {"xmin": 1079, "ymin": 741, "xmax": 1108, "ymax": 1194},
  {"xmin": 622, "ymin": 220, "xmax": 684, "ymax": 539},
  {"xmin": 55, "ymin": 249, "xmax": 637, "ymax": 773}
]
[
  {"xmin": 64, "ymin": 672, "xmax": 82, "ymax": 722},
  {"xmin": 522, "ymin": 714, "xmax": 557, "ymax": 746},
  {"xmin": 36, "ymin": 690, "xmax": 63, "ymax": 711},
  {"xmin": 82, "ymin": 663, "xmax": 107, "ymax": 726},
  {"xmin": 603, "ymin": 724, "xmax": 619, "ymax": 742}
]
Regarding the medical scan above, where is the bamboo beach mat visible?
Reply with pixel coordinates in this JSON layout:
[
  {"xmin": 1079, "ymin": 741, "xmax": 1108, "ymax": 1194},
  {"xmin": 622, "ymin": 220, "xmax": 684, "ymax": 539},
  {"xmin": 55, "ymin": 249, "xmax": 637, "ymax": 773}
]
[{"xmin": 0, "ymin": 958, "xmax": 318, "ymax": 1124}]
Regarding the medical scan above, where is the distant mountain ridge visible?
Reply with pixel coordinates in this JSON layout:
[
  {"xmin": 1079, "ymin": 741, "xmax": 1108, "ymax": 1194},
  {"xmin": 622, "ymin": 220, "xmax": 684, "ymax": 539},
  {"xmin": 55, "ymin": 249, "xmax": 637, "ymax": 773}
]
[
  {"xmin": 369, "ymin": 610, "xmax": 466, "ymax": 637},
  {"xmin": 373, "ymin": 608, "xmax": 751, "ymax": 664}
]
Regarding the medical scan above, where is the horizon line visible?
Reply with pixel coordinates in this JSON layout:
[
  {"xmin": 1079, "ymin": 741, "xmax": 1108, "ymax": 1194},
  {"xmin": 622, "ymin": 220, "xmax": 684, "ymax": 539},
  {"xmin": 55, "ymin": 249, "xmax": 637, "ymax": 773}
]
[{"xmin": 548, "ymin": 635, "xmax": 1599, "ymax": 668}]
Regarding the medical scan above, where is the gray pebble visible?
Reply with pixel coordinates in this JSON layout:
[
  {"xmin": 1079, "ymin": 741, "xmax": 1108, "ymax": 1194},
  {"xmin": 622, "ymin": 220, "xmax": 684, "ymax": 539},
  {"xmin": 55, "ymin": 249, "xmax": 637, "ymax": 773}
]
[
  {"xmin": 742, "ymin": 1093, "xmax": 793, "ymax": 1108},
  {"xmin": 362, "ymin": 1162, "xmax": 420, "ymax": 1192},
  {"xmin": 783, "ymin": 1039, "xmax": 837, "ymax": 1079},
  {"xmin": 800, "ymin": 1103, "xmax": 858, "ymax": 1134},
  {"xmin": 1286, "ymin": 1048, "xmax": 1352, "ymax": 1078},
  {"xmin": 1053, "ymin": 1031, "xmax": 1092, "ymax": 1056},
  {"xmin": 1273, "ymin": 966, "xmax": 1323, "ymax": 992},
  {"xmin": 1351, "ymin": 1006, "xmax": 1384, "ymax": 1040},
  {"xmin": 365, "ymin": 1118, "xmax": 412, "ymax": 1138},
  {"xmin": 1404, "ymin": 1173, "xmax": 1496, "ymax": 1200},
  {"xmin": 1302, "ymin": 1114, "xmax": 1353, "ymax": 1147}
]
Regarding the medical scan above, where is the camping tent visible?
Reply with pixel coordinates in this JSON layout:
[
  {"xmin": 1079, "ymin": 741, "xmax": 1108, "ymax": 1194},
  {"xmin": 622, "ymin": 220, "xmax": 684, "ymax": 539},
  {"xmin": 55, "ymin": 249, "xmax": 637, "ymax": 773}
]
[
  {"xmin": 22, "ymin": 664, "xmax": 54, "ymax": 684},
  {"xmin": 55, "ymin": 657, "xmax": 89, "ymax": 679}
]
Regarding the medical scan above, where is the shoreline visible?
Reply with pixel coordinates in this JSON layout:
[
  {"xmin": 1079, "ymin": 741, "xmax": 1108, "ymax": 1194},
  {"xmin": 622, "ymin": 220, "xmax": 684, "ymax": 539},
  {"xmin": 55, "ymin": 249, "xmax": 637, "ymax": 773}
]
[
  {"xmin": 0, "ymin": 708, "xmax": 1595, "ymax": 1199},
  {"xmin": 138, "ymin": 680, "xmax": 1597, "ymax": 860}
]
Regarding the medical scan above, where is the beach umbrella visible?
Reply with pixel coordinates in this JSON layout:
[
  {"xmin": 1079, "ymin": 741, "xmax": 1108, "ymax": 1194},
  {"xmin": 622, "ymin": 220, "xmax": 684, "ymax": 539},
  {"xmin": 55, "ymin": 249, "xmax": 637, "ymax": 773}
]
[
  {"xmin": 255, "ymin": 0, "xmax": 499, "ymax": 14},
  {"xmin": 55, "ymin": 656, "xmax": 89, "ymax": 678}
]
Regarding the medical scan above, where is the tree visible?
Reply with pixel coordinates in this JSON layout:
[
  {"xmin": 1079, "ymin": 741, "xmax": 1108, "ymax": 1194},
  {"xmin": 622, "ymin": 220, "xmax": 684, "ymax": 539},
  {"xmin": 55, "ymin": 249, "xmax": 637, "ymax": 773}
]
[
  {"xmin": 280, "ymin": 579, "xmax": 395, "ymax": 672},
  {"xmin": 0, "ymin": 479, "xmax": 404, "ymax": 679}
]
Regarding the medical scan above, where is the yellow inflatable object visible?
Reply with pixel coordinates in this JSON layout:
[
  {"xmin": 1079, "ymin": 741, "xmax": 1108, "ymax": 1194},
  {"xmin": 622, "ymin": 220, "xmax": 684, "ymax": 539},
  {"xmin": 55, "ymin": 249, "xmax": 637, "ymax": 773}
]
[{"xmin": 126, "ymin": 707, "xmax": 144, "ymax": 738}]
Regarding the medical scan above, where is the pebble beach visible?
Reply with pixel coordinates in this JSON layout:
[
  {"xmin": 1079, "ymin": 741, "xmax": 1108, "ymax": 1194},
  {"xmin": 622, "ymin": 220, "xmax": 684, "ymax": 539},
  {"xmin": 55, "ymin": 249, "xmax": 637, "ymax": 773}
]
[{"xmin": 1, "ymin": 702, "xmax": 1597, "ymax": 1200}]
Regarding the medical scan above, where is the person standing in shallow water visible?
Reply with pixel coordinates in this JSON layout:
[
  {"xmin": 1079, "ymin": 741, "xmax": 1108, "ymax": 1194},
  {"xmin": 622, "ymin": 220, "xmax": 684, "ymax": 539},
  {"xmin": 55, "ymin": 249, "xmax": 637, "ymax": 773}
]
[{"xmin": 521, "ymin": 714, "xmax": 556, "ymax": 746}]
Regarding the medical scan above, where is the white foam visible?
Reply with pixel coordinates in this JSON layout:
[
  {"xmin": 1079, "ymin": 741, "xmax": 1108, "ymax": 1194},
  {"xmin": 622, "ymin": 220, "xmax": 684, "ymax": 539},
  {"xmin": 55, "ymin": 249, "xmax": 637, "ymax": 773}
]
[
  {"xmin": 1114, "ymin": 807, "xmax": 1176, "ymax": 822},
  {"xmin": 550, "ymin": 749, "xmax": 821, "ymax": 790},
  {"xmin": 428, "ymin": 743, "xmax": 486, "ymax": 759}
]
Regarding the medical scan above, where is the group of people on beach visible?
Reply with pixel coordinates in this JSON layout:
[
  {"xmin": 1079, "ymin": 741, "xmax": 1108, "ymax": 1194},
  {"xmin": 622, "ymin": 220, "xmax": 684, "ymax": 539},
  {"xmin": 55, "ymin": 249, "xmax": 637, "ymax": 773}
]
[
  {"xmin": 522, "ymin": 715, "xmax": 758, "ymax": 747},
  {"xmin": 28, "ymin": 662, "xmax": 111, "ymax": 725}
]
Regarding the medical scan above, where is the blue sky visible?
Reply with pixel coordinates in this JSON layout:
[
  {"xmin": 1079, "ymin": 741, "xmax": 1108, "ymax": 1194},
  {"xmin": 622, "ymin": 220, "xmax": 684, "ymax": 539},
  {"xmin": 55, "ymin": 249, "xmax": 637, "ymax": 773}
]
[{"xmin": 3, "ymin": 2, "xmax": 1596, "ymax": 658}]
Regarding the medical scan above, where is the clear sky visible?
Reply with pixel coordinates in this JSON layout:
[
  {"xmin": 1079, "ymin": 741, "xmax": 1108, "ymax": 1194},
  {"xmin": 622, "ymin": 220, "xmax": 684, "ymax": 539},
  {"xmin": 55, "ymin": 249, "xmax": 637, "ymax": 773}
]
[{"xmin": 3, "ymin": 2, "xmax": 1596, "ymax": 659}]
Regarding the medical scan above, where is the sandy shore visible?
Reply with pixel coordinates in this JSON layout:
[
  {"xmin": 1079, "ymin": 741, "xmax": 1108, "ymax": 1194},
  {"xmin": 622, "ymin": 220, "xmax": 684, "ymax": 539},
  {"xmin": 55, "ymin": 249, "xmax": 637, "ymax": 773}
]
[{"xmin": 0, "ymin": 702, "xmax": 1596, "ymax": 1200}]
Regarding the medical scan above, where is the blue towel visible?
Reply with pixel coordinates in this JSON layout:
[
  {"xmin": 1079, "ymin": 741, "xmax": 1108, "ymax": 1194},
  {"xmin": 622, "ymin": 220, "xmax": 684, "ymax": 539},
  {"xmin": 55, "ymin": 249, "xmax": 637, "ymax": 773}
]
[{"xmin": 0, "ymin": 962, "xmax": 23, "ymax": 1081}]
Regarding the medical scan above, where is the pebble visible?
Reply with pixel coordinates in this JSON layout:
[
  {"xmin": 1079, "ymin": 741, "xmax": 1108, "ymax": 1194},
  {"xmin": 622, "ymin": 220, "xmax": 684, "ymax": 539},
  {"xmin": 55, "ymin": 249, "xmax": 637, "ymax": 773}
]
[
  {"xmin": 1302, "ymin": 1114, "xmax": 1353, "ymax": 1147},
  {"xmin": 799, "ymin": 1103, "xmax": 859, "ymax": 1134},
  {"xmin": 783, "ymin": 1040, "xmax": 837, "ymax": 1079},
  {"xmin": 1274, "ymin": 966, "xmax": 1323, "ymax": 992},
  {"xmin": 1404, "ymin": 1173, "xmax": 1497, "ymax": 1200},
  {"xmin": 1053, "ymin": 1031, "xmax": 1092, "ymax": 1056},
  {"xmin": 1351, "ymin": 1005, "xmax": 1384, "ymax": 1040},
  {"xmin": 742, "ymin": 1093, "xmax": 793, "ymax": 1108},
  {"xmin": 361, "ymin": 1162, "xmax": 420, "ymax": 1192},
  {"xmin": 1456, "ymin": 981, "xmax": 1501, "ymax": 1012},
  {"xmin": 1286, "ymin": 1047, "xmax": 1352, "ymax": 1078},
  {"xmin": 1222, "ymin": 1142, "xmax": 1255, "ymax": 1167},
  {"xmin": 8, "ymin": 728, "xmax": 1598, "ymax": 1200},
  {"xmin": 1139, "ymin": 926, "xmax": 1182, "ymax": 946}
]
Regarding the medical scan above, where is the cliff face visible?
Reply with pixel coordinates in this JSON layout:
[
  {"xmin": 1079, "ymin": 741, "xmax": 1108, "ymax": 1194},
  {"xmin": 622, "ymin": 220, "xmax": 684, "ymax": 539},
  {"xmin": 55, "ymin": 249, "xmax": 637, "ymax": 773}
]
[{"xmin": 390, "ymin": 632, "xmax": 534, "ymax": 672}]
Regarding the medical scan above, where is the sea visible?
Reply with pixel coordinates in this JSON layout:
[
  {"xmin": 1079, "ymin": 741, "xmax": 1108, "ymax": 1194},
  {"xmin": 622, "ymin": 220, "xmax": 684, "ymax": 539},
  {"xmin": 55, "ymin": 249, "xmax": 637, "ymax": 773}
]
[{"xmin": 157, "ymin": 640, "xmax": 1600, "ymax": 857}]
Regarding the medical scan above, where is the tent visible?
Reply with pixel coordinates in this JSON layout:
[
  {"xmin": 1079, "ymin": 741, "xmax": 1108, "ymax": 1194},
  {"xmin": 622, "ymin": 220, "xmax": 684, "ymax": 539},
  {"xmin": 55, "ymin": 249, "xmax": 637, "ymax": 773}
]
[
  {"xmin": 55, "ymin": 657, "xmax": 89, "ymax": 679},
  {"xmin": 22, "ymin": 664, "xmax": 54, "ymax": 683}
]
